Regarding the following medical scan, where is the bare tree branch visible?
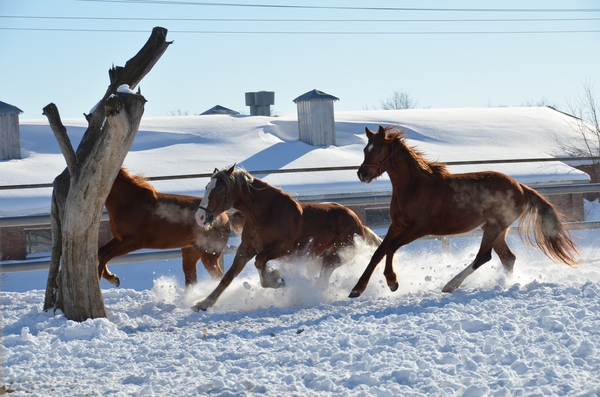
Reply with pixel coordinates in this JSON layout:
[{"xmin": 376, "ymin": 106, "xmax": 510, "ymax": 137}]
[
  {"xmin": 79, "ymin": 27, "xmax": 172, "ymax": 161},
  {"xmin": 43, "ymin": 104, "xmax": 78, "ymax": 175}
]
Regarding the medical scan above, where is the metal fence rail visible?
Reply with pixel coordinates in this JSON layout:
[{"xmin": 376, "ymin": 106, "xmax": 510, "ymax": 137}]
[
  {"xmin": 2, "ymin": 184, "xmax": 600, "ymax": 229},
  {"xmin": 1, "ymin": 156, "xmax": 599, "ymax": 191}
]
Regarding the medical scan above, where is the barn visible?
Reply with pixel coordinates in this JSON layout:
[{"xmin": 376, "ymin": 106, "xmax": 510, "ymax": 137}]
[{"xmin": 0, "ymin": 106, "xmax": 594, "ymax": 262}]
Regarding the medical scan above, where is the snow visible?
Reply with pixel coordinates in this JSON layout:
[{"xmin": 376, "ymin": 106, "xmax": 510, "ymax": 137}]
[
  {"xmin": 2, "ymin": 107, "xmax": 600, "ymax": 396},
  {"xmin": 116, "ymin": 84, "xmax": 136, "ymax": 95},
  {"xmin": 3, "ymin": 236, "xmax": 600, "ymax": 396}
]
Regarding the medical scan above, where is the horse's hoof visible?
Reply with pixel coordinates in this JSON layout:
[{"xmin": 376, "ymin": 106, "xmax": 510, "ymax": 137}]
[
  {"xmin": 389, "ymin": 282, "xmax": 399, "ymax": 292},
  {"xmin": 191, "ymin": 300, "xmax": 210, "ymax": 312},
  {"xmin": 441, "ymin": 285, "xmax": 454, "ymax": 293},
  {"xmin": 348, "ymin": 291, "xmax": 361, "ymax": 298},
  {"xmin": 191, "ymin": 304, "xmax": 207, "ymax": 312},
  {"xmin": 114, "ymin": 277, "xmax": 121, "ymax": 288},
  {"xmin": 278, "ymin": 278, "xmax": 286, "ymax": 288}
]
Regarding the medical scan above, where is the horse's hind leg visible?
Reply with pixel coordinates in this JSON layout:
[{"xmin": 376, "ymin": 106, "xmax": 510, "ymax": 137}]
[
  {"xmin": 182, "ymin": 246, "xmax": 201, "ymax": 286},
  {"xmin": 442, "ymin": 223, "xmax": 504, "ymax": 293},
  {"xmin": 317, "ymin": 250, "xmax": 343, "ymax": 289},
  {"xmin": 492, "ymin": 229, "xmax": 516, "ymax": 273},
  {"xmin": 186, "ymin": 245, "xmax": 224, "ymax": 284},
  {"xmin": 98, "ymin": 237, "xmax": 139, "ymax": 287}
]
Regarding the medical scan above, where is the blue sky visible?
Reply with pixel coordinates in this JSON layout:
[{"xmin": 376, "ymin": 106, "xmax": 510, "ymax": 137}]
[{"xmin": 1, "ymin": 0, "xmax": 599, "ymax": 119}]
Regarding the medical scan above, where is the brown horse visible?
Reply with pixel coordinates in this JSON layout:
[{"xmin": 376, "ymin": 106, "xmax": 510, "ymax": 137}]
[
  {"xmin": 98, "ymin": 168, "xmax": 244, "ymax": 287},
  {"xmin": 350, "ymin": 125, "xmax": 579, "ymax": 297},
  {"xmin": 191, "ymin": 164, "xmax": 382, "ymax": 311}
]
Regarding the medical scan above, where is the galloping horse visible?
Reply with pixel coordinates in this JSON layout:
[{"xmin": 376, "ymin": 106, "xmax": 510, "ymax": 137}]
[
  {"xmin": 191, "ymin": 164, "xmax": 382, "ymax": 311},
  {"xmin": 98, "ymin": 168, "xmax": 244, "ymax": 287},
  {"xmin": 350, "ymin": 125, "xmax": 579, "ymax": 297}
]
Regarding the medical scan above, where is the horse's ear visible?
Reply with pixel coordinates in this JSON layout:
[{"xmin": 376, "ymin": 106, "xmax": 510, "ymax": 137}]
[
  {"xmin": 226, "ymin": 163, "xmax": 236, "ymax": 176},
  {"xmin": 365, "ymin": 127, "xmax": 374, "ymax": 139},
  {"xmin": 213, "ymin": 168, "xmax": 219, "ymax": 175},
  {"xmin": 378, "ymin": 125, "xmax": 386, "ymax": 134}
]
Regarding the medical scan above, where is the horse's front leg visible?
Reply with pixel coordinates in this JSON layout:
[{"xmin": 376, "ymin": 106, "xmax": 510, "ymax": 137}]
[
  {"xmin": 349, "ymin": 229, "xmax": 397, "ymax": 298},
  {"xmin": 192, "ymin": 245, "xmax": 257, "ymax": 311},
  {"xmin": 381, "ymin": 228, "xmax": 425, "ymax": 292},
  {"xmin": 350, "ymin": 224, "xmax": 424, "ymax": 298}
]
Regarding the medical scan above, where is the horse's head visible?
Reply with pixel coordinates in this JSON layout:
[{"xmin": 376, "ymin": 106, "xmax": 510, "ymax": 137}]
[
  {"xmin": 196, "ymin": 164, "xmax": 236, "ymax": 229},
  {"xmin": 357, "ymin": 125, "xmax": 395, "ymax": 183}
]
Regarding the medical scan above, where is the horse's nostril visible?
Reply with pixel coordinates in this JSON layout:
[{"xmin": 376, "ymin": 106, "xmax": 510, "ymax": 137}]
[{"xmin": 195, "ymin": 210, "xmax": 206, "ymax": 226}]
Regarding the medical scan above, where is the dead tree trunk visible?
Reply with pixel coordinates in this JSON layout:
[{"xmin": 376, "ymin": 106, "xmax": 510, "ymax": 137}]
[{"xmin": 43, "ymin": 27, "xmax": 172, "ymax": 321}]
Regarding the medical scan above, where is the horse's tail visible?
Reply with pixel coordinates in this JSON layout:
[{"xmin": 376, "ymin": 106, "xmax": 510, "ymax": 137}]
[
  {"xmin": 362, "ymin": 225, "xmax": 383, "ymax": 247},
  {"xmin": 228, "ymin": 210, "xmax": 245, "ymax": 235},
  {"xmin": 519, "ymin": 184, "xmax": 579, "ymax": 267}
]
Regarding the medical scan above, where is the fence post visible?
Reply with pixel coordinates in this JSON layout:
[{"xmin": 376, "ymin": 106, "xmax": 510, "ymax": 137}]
[{"xmin": 441, "ymin": 236, "xmax": 450, "ymax": 256}]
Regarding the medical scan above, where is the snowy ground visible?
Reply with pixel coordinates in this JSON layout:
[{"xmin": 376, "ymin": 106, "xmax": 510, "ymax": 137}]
[{"xmin": 2, "ymin": 200, "xmax": 600, "ymax": 396}]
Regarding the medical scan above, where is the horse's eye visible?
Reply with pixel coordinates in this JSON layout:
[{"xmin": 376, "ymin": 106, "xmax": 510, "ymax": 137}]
[{"xmin": 377, "ymin": 148, "xmax": 382, "ymax": 154}]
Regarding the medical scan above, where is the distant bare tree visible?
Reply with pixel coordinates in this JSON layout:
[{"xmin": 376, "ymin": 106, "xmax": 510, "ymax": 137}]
[
  {"xmin": 168, "ymin": 108, "xmax": 189, "ymax": 116},
  {"xmin": 485, "ymin": 101, "xmax": 507, "ymax": 108},
  {"xmin": 521, "ymin": 97, "xmax": 560, "ymax": 109},
  {"xmin": 379, "ymin": 91, "xmax": 419, "ymax": 110},
  {"xmin": 559, "ymin": 80, "xmax": 600, "ymax": 186}
]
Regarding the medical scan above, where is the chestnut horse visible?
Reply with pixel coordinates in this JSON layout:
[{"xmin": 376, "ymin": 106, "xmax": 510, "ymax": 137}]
[
  {"xmin": 191, "ymin": 164, "xmax": 382, "ymax": 311},
  {"xmin": 350, "ymin": 125, "xmax": 579, "ymax": 298},
  {"xmin": 98, "ymin": 168, "xmax": 244, "ymax": 287}
]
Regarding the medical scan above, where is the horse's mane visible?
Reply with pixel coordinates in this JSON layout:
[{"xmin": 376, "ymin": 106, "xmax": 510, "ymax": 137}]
[
  {"xmin": 215, "ymin": 167, "xmax": 255, "ymax": 191},
  {"xmin": 117, "ymin": 168, "xmax": 158, "ymax": 194},
  {"xmin": 382, "ymin": 126, "xmax": 450, "ymax": 179},
  {"xmin": 216, "ymin": 166, "xmax": 294, "ymax": 198}
]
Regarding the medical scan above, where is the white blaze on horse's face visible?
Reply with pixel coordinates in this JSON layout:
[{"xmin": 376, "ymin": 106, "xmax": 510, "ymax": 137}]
[
  {"xmin": 358, "ymin": 141, "xmax": 380, "ymax": 184},
  {"xmin": 195, "ymin": 178, "xmax": 217, "ymax": 228}
]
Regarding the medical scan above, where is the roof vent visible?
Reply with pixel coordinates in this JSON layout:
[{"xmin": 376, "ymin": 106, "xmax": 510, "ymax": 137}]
[
  {"xmin": 245, "ymin": 91, "xmax": 275, "ymax": 116},
  {"xmin": 0, "ymin": 101, "xmax": 23, "ymax": 160},
  {"xmin": 293, "ymin": 89, "xmax": 339, "ymax": 146}
]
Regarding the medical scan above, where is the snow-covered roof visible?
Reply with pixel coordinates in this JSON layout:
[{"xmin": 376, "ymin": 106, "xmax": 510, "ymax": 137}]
[
  {"xmin": 200, "ymin": 105, "xmax": 240, "ymax": 115},
  {"xmin": 293, "ymin": 89, "xmax": 339, "ymax": 103},
  {"xmin": 0, "ymin": 101, "xmax": 23, "ymax": 115},
  {"xmin": 0, "ymin": 106, "xmax": 590, "ymax": 217}
]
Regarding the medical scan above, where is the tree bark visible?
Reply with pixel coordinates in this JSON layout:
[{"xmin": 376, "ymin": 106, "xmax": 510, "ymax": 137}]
[{"xmin": 43, "ymin": 27, "xmax": 171, "ymax": 320}]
